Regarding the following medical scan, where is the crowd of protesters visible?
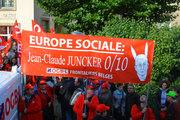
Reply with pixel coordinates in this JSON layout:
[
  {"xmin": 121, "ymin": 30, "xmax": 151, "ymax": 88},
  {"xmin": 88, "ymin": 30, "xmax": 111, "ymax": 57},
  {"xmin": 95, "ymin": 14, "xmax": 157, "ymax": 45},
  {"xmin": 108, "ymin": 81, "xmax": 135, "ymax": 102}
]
[
  {"xmin": 14, "ymin": 75, "xmax": 180, "ymax": 120},
  {"xmin": 0, "ymin": 39, "xmax": 18, "ymax": 72},
  {"xmin": 1, "ymin": 48, "xmax": 180, "ymax": 120}
]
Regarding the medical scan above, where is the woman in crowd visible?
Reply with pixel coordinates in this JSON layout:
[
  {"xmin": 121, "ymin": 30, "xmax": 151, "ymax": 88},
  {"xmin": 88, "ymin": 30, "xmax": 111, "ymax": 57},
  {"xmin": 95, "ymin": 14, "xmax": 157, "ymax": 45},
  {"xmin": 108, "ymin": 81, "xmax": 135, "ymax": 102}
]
[
  {"xmin": 112, "ymin": 83, "xmax": 126, "ymax": 120},
  {"xmin": 156, "ymin": 80, "xmax": 170, "ymax": 120}
]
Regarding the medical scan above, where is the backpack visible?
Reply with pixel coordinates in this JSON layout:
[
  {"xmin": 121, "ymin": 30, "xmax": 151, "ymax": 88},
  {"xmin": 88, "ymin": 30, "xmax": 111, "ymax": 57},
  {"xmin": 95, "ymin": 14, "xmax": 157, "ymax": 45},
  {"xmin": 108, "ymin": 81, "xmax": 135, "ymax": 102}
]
[{"xmin": 69, "ymin": 88, "xmax": 83, "ymax": 105}]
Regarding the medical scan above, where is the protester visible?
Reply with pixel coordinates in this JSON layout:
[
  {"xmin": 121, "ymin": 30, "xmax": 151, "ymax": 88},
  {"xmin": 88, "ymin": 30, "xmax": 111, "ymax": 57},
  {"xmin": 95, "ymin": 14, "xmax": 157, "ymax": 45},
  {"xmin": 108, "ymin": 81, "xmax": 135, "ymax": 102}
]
[
  {"xmin": 38, "ymin": 80, "xmax": 54, "ymax": 120},
  {"xmin": 126, "ymin": 84, "xmax": 140, "ymax": 120},
  {"xmin": 69, "ymin": 77, "xmax": 84, "ymax": 120},
  {"xmin": 172, "ymin": 86, "xmax": 180, "ymax": 103},
  {"xmin": 131, "ymin": 95, "xmax": 155, "ymax": 120},
  {"xmin": 156, "ymin": 80, "xmax": 170, "ymax": 120},
  {"xmin": 92, "ymin": 80, "xmax": 101, "ymax": 96},
  {"xmin": 70, "ymin": 77, "xmax": 84, "ymax": 106},
  {"xmin": 165, "ymin": 91, "xmax": 179, "ymax": 120},
  {"xmin": 112, "ymin": 83, "xmax": 126, "ymax": 120},
  {"xmin": 2, "ymin": 56, "xmax": 10, "ymax": 71},
  {"xmin": 12, "ymin": 41, "xmax": 17, "ymax": 52},
  {"xmin": 18, "ymin": 83, "xmax": 43, "ymax": 120},
  {"xmin": 73, "ymin": 85, "xmax": 99, "ymax": 120},
  {"xmin": 7, "ymin": 49, "xmax": 16, "ymax": 60},
  {"xmin": 92, "ymin": 104, "xmax": 110, "ymax": 120},
  {"xmin": 11, "ymin": 57, "xmax": 17, "ymax": 66},
  {"xmin": 99, "ymin": 82, "xmax": 112, "ymax": 118},
  {"xmin": 99, "ymin": 82, "xmax": 112, "ymax": 107},
  {"xmin": 56, "ymin": 77, "xmax": 76, "ymax": 120}
]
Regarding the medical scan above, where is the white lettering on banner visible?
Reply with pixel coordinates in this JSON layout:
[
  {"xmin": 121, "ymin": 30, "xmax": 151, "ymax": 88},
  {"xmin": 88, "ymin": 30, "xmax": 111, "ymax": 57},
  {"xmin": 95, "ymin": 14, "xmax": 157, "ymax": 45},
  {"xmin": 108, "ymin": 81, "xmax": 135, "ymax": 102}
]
[
  {"xmin": 17, "ymin": 44, "xmax": 21, "ymax": 53},
  {"xmin": 44, "ymin": 54, "xmax": 66, "ymax": 65},
  {"xmin": 29, "ymin": 35, "xmax": 125, "ymax": 53},
  {"xmin": 67, "ymin": 56, "xmax": 102, "ymax": 68},
  {"xmin": 104, "ymin": 55, "xmax": 128, "ymax": 72},
  {"xmin": 27, "ymin": 51, "xmax": 129, "ymax": 73},
  {"xmin": 0, "ymin": 84, "xmax": 21, "ymax": 120},
  {"xmin": 68, "ymin": 70, "xmax": 113, "ymax": 79}
]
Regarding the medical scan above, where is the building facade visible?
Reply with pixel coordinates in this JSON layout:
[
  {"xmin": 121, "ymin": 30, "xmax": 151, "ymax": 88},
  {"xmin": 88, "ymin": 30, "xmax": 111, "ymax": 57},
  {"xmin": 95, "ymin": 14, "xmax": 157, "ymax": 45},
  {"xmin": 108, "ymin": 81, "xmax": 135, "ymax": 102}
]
[{"xmin": 0, "ymin": 0, "xmax": 55, "ymax": 41}]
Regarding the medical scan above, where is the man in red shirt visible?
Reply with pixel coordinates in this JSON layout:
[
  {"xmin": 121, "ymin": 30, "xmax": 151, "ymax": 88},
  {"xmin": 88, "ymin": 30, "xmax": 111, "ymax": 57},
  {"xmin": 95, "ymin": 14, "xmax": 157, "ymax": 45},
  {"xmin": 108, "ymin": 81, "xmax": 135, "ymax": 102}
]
[
  {"xmin": 73, "ymin": 85, "xmax": 99, "ymax": 120},
  {"xmin": 38, "ymin": 80, "xmax": 54, "ymax": 120},
  {"xmin": 18, "ymin": 83, "xmax": 43, "ymax": 120},
  {"xmin": 131, "ymin": 95, "xmax": 155, "ymax": 120}
]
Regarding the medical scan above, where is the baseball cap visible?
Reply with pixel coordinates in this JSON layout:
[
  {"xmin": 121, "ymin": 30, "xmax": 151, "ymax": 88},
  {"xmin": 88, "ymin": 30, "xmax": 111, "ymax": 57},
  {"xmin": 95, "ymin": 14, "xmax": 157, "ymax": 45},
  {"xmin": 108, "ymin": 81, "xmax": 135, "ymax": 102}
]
[
  {"xmin": 101, "ymin": 82, "xmax": 110, "ymax": 88},
  {"xmin": 166, "ymin": 91, "xmax": 176, "ymax": 98},
  {"xmin": 41, "ymin": 76, "xmax": 47, "ymax": 80},
  {"xmin": 25, "ymin": 83, "xmax": 34, "ymax": 90},
  {"xmin": 40, "ymin": 80, "xmax": 47, "ymax": 85},
  {"xmin": 87, "ymin": 85, "xmax": 93, "ymax": 89},
  {"xmin": 96, "ymin": 104, "xmax": 110, "ymax": 113},
  {"xmin": 93, "ymin": 80, "xmax": 100, "ymax": 84}
]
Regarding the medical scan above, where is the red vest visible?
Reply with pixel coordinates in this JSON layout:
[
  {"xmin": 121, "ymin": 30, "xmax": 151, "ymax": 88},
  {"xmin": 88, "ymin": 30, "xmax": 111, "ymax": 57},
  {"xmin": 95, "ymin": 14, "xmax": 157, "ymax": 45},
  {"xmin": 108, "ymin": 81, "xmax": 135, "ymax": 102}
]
[
  {"xmin": 18, "ymin": 94, "xmax": 43, "ymax": 120},
  {"xmin": 131, "ymin": 104, "xmax": 155, "ymax": 120},
  {"xmin": 73, "ymin": 94, "xmax": 99, "ymax": 120}
]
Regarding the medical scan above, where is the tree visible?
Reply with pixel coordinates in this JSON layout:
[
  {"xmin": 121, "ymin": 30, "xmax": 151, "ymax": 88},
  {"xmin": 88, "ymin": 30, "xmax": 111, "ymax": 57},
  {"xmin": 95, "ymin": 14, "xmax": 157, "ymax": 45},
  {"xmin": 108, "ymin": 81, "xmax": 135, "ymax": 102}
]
[{"xmin": 36, "ymin": 0, "xmax": 180, "ymax": 34}]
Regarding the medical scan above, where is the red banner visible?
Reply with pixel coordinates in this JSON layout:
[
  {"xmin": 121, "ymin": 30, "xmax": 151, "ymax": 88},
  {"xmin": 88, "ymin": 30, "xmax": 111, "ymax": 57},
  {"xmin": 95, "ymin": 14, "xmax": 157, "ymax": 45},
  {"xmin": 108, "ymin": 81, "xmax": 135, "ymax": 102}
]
[{"xmin": 21, "ymin": 30, "xmax": 155, "ymax": 84}]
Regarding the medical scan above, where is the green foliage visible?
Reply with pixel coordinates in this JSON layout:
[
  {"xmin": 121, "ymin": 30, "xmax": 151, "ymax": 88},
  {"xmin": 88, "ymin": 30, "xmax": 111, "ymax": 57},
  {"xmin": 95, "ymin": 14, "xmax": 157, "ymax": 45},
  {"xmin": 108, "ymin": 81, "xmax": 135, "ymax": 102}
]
[
  {"xmin": 96, "ymin": 18, "xmax": 180, "ymax": 114},
  {"xmin": 36, "ymin": 0, "xmax": 180, "ymax": 34},
  {"xmin": 96, "ymin": 18, "xmax": 180, "ymax": 83}
]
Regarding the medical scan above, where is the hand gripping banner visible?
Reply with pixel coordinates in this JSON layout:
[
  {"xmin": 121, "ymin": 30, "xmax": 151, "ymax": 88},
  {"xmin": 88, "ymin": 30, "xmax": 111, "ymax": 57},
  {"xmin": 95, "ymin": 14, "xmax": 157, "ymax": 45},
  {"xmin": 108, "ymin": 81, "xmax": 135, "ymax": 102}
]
[{"xmin": 21, "ymin": 30, "xmax": 155, "ymax": 84}]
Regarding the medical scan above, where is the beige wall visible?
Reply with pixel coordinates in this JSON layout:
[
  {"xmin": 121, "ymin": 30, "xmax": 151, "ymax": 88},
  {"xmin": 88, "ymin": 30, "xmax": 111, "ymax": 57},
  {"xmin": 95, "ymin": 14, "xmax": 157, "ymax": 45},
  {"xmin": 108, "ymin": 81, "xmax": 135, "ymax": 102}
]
[
  {"xmin": 16, "ymin": 0, "xmax": 34, "ymax": 31},
  {"xmin": 0, "ymin": 0, "xmax": 34, "ymax": 31},
  {"xmin": 0, "ymin": 11, "xmax": 16, "ymax": 26},
  {"xmin": 0, "ymin": 0, "xmax": 54, "ymax": 31}
]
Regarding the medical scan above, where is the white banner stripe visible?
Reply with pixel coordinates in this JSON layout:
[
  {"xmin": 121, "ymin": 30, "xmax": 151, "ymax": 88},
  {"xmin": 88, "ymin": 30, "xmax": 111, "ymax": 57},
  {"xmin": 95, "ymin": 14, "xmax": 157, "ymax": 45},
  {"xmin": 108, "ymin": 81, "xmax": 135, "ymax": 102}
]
[{"xmin": 29, "ymin": 45, "xmax": 124, "ymax": 55}]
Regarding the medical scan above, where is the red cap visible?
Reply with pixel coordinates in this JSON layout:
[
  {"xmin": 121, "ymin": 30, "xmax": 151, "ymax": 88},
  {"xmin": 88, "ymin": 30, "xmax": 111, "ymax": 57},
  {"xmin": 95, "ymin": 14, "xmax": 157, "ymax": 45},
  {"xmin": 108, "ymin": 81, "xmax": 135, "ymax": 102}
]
[
  {"xmin": 25, "ymin": 83, "xmax": 34, "ymax": 90},
  {"xmin": 101, "ymin": 82, "xmax": 110, "ymax": 88},
  {"xmin": 5, "ymin": 64, "xmax": 10, "ymax": 68},
  {"xmin": 87, "ymin": 85, "xmax": 93, "ymax": 89},
  {"xmin": 40, "ymin": 80, "xmax": 47, "ymax": 84},
  {"xmin": 93, "ymin": 80, "xmax": 100, "ymax": 84},
  {"xmin": 41, "ymin": 76, "xmax": 47, "ymax": 80},
  {"xmin": 96, "ymin": 104, "xmax": 110, "ymax": 113}
]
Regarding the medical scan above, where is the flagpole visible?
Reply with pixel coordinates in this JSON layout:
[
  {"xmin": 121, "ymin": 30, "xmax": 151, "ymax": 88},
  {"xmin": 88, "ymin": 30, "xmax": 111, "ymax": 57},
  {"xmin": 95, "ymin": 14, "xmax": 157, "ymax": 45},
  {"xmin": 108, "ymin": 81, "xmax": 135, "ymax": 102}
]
[
  {"xmin": 83, "ymin": 77, "xmax": 88, "ymax": 115},
  {"xmin": 143, "ymin": 83, "xmax": 150, "ymax": 120}
]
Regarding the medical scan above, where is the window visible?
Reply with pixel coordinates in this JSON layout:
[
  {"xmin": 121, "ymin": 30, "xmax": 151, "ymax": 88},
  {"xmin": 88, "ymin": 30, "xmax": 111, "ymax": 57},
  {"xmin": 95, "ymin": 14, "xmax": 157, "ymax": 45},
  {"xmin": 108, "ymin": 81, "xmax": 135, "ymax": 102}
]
[
  {"xmin": 41, "ymin": 20, "xmax": 49, "ymax": 32},
  {"xmin": 0, "ymin": 0, "xmax": 15, "ymax": 9},
  {"xmin": 2, "ymin": 0, "xmax": 14, "ymax": 7},
  {"xmin": 0, "ymin": 26, "xmax": 13, "ymax": 41}
]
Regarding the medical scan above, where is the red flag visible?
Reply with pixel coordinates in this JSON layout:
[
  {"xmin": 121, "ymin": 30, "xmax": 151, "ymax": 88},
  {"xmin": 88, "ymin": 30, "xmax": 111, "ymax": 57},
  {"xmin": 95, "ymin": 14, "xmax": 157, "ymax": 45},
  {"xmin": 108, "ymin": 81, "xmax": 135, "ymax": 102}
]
[
  {"xmin": 4, "ymin": 35, "xmax": 11, "ymax": 54},
  {"xmin": 12, "ymin": 20, "xmax": 21, "ymax": 66},
  {"xmin": 12, "ymin": 20, "xmax": 21, "ymax": 40},
  {"xmin": 32, "ymin": 20, "xmax": 45, "ymax": 33},
  {"xmin": 50, "ymin": 28, "xmax": 55, "ymax": 34},
  {"xmin": 32, "ymin": 75, "xmax": 36, "ymax": 85},
  {"xmin": 0, "ymin": 35, "xmax": 7, "ymax": 50}
]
